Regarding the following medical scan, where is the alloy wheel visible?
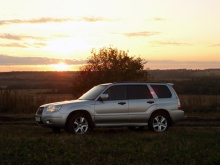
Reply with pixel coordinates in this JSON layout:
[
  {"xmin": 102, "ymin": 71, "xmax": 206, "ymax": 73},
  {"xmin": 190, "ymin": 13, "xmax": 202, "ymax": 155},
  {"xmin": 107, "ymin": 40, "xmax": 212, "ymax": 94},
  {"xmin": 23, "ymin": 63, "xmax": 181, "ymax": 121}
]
[
  {"xmin": 73, "ymin": 117, "xmax": 89, "ymax": 134},
  {"xmin": 152, "ymin": 115, "xmax": 168, "ymax": 132}
]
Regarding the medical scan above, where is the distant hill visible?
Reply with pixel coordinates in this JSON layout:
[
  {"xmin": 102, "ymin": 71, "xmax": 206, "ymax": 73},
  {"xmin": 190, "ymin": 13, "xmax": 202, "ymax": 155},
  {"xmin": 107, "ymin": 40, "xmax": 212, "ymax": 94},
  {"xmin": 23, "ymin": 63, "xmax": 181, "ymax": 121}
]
[
  {"xmin": 148, "ymin": 69, "xmax": 220, "ymax": 80},
  {"xmin": 0, "ymin": 71, "xmax": 76, "ymax": 92}
]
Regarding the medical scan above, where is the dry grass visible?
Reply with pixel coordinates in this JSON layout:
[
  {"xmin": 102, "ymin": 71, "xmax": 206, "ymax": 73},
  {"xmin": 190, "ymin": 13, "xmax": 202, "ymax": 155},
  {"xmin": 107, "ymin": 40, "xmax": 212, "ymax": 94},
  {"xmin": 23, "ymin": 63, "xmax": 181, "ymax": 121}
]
[
  {"xmin": 179, "ymin": 95, "xmax": 220, "ymax": 112},
  {"xmin": 1, "ymin": 89, "xmax": 219, "ymax": 114}
]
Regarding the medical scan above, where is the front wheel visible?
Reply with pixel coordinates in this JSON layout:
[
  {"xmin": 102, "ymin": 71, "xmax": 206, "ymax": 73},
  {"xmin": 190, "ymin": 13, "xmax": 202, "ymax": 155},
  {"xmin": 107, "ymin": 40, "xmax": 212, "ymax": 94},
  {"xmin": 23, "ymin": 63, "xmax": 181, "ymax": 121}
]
[
  {"xmin": 148, "ymin": 113, "xmax": 170, "ymax": 132},
  {"xmin": 67, "ymin": 113, "xmax": 93, "ymax": 134}
]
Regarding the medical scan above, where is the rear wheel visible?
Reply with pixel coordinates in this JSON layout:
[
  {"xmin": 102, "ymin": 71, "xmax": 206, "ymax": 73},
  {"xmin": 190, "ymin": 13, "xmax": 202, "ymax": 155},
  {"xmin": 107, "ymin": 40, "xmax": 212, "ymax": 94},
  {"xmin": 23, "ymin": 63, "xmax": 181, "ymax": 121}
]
[
  {"xmin": 67, "ymin": 113, "xmax": 93, "ymax": 134},
  {"xmin": 148, "ymin": 113, "xmax": 169, "ymax": 132}
]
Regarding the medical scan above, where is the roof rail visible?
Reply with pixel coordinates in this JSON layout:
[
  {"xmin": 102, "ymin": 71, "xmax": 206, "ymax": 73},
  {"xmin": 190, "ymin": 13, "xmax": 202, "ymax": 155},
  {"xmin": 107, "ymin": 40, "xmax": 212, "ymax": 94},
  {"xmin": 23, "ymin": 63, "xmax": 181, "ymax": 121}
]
[{"xmin": 113, "ymin": 81, "xmax": 148, "ymax": 83}]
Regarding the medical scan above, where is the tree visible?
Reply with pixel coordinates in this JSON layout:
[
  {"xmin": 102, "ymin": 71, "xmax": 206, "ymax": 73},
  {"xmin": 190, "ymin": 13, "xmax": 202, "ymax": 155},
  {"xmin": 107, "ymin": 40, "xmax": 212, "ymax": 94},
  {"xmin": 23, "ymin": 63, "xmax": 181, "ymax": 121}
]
[{"xmin": 72, "ymin": 46, "xmax": 148, "ymax": 97}]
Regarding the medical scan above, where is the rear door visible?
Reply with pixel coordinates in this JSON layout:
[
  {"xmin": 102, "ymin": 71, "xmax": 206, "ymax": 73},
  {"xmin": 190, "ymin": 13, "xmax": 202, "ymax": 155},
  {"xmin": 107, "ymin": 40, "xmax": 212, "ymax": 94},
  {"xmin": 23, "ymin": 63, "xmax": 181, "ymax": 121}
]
[
  {"xmin": 128, "ymin": 85, "xmax": 155, "ymax": 123},
  {"xmin": 150, "ymin": 84, "xmax": 176, "ymax": 110},
  {"xmin": 94, "ymin": 85, "xmax": 128, "ymax": 125}
]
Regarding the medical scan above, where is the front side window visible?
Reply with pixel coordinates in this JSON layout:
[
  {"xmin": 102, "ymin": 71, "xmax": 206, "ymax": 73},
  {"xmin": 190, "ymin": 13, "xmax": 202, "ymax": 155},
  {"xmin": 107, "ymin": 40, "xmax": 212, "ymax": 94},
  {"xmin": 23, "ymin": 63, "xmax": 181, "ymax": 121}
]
[
  {"xmin": 128, "ymin": 85, "xmax": 152, "ymax": 99},
  {"xmin": 151, "ymin": 85, "xmax": 172, "ymax": 98},
  {"xmin": 104, "ymin": 85, "xmax": 127, "ymax": 100},
  {"xmin": 79, "ymin": 85, "xmax": 108, "ymax": 100}
]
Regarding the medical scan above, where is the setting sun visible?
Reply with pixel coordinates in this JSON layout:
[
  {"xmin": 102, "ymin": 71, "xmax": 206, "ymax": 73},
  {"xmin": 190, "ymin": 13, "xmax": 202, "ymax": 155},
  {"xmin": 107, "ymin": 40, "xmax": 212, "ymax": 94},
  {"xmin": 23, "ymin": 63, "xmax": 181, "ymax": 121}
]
[{"xmin": 52, "ymin": 63, "xmax": 69, "ymax": 71}]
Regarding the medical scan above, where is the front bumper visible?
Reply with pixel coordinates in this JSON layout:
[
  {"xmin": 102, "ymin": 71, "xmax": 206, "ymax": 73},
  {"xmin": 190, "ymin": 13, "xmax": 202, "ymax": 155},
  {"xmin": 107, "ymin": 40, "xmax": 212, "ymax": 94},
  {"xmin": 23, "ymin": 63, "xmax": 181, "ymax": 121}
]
[
  {"xmin": 35, "ymin": 116, "xmax": 44, "ymax": 125},
  {"xmin": 36, "ymin": 116, "xmax": 66, "ymax": 127},
  {"xmin": 35, "ymin": 107, "xmax": 67, "ymax": 128}
]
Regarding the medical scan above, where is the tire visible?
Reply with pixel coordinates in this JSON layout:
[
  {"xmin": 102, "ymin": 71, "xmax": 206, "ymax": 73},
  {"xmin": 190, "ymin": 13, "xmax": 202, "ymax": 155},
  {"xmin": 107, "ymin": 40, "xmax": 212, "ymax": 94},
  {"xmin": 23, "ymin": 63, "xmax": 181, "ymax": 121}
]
[
  {"xmin": 148, "ymin": 112, "xmax": 170, "ymax": 132},
  {"xmin": 67, "ymin": 113, "xmax": 93, "ymax": 134}
]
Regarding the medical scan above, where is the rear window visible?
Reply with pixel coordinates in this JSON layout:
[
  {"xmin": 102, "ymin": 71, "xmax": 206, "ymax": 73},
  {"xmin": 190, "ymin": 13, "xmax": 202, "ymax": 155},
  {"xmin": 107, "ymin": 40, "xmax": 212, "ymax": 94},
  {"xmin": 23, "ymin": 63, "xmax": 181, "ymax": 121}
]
[{"xmin": 151, "ymin": 85, "xmax": 172, "ymax": 98}]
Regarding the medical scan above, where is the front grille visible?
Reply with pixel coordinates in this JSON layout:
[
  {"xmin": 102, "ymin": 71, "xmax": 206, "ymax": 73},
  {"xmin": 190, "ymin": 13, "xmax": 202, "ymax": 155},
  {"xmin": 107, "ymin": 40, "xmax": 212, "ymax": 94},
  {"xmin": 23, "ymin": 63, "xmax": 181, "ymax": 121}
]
[{"xmin": 36, "ymin": 107, "xmax": 44, "ymax": 115}]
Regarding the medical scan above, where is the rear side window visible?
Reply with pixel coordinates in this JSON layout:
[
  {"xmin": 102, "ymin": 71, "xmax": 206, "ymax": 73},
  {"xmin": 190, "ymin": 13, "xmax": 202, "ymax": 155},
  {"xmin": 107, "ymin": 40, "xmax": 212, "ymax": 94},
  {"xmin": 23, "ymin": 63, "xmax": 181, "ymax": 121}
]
[
  {"xmin": 151, "ymin": 85, "xmax": 172, "ymax": 98},
  {"xmin": 128, "ymin": 85, "xmax": 152, "ymax": 99}
]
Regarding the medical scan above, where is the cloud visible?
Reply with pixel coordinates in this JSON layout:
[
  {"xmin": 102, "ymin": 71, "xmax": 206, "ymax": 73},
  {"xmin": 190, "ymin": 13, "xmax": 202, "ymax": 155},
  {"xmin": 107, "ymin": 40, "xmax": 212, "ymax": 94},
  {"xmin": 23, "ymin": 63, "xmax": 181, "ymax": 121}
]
[
  {"xmin": 79, "ymin": 16, "xmax": 111, "ymax": 22},
  {"xmin": 0, "ymin": 33, "xmax": 42, "ymax": 40},
  {"xmin": 155, "ymin": 41, "xmax": 192, "ymax": 46},
  {"xmin": 0, "ymin": 16, "xmax": 112, "ymax": 26},
  {"xmin": 32, "ymin": 42, "xmax": 48, "ymax": 48},
  {"xmin": 209, "ymin": 44, "xmax": 220, "ymax": 47},
  {"xmin": 0, "ymin": 33, "xmax": 72, "ymax": 49},
  {"xmin": 0, "ymin": 43, "xmax": 27, "ymax": 48},
  {"xmin": 152, "ymin": 18, "xmax": 167, "ymax": 21},
  {"xmin": 0, "ymin": 17, "xmax": 72, "ymax": 25},
  {"xmin": 122, "ymin": 31, "xmax": 160, "ymax": 37},
  {"xmin": 1, "ymin": 55, "xmax": 219, "ymax": 70},
  {"xmin": 0, "ymin": 55, "xmax": 86, "ymax": 65},
  {"xmin": 0, "ymin": 33, "xmax": 22, "ymax": 40},
  {"xmin": 147, "ymin": 60, "xmax": 220, "ymax": 70},
  {"xmin": 0, "ymin": 42, "xmax": 47, "ymax": 48}
]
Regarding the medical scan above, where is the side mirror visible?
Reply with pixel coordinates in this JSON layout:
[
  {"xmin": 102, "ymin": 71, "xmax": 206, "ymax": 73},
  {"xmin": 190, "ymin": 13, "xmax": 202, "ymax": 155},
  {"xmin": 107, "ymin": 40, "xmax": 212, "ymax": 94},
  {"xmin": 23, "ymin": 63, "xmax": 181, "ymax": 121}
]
[{"xmin": 99, "ymin": 94, "xmax": 109, "ymax": 101}]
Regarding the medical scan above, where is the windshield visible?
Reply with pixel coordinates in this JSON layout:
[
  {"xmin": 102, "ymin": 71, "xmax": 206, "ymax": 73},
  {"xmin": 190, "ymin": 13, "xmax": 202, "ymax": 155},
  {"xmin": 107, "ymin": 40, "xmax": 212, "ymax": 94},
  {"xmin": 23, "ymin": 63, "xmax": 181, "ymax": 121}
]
[{"xmin": 78, "ymin": 85, "xmax": 108, "ymax": 100}]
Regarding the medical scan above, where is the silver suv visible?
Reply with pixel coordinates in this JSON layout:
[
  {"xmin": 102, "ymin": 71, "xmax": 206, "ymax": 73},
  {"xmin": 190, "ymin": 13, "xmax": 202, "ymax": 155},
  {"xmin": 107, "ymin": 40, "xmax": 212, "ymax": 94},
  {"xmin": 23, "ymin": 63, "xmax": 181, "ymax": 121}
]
[{"xmin": 35, "ymin": 82, "xmax": 184, "ymax": 134}]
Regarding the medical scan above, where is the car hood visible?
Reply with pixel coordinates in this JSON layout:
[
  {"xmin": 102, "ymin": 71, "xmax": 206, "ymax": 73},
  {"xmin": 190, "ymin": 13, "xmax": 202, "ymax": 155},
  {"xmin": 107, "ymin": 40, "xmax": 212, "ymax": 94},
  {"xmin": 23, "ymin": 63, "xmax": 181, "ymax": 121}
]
[{"xmin": 40, "ymin": 99, "xmax": 93, "ymax": 107}]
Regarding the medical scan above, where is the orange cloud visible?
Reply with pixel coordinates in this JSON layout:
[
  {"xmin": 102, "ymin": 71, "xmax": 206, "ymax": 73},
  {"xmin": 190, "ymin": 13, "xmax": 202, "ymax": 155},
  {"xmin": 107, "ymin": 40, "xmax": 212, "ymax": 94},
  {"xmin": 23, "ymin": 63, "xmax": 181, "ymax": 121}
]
[
  {"xmin": 209, "ymin": 44, "xmax": 220, "ymax": 47},
  {"xmin": 0, "ymin": 42, "xmax": 47, "ymax": 48},
  {"xmin": 152, "ymin": 18, "xmax": 167, "ymax": 21},
  {"xmin": 0, "ymin": 55, "xmax": 86, "ymax": 65},
  {"xmin": 155, "ymin": 41, "xmax": 192, "ymax": 46},
  {"xmin": 0, "ymin": 18, "xmax": 72, "ymax": 25},
  {"xmin": 0, "ymin": 43, "xmax": 27, "ymax": 48},
  {"xmin": 0, "ymin": 17, "xmax": 112, "ymax": 26},
  {"xmin": 0, "ymin": 33, "xmax": 42, "ymax": 40},
  {"xmin": 123, "ymin": 31, "xmax": 160, "ymax": 37}
]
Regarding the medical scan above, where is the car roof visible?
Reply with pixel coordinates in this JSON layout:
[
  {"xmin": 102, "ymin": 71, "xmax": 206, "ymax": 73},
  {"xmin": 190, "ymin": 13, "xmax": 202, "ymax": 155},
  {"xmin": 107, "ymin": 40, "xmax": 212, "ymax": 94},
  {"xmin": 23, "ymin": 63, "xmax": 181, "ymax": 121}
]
[{"xmin": 101, "ymin": 82, "xmax": 173, "ymax": 85}]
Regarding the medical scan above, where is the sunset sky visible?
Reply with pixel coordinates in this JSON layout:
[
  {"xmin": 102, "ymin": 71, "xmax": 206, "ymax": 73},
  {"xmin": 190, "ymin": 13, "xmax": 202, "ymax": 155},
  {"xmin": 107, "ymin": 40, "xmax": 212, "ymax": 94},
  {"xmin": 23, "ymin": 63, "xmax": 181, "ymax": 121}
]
[{"xmin": 0, "ymin": 0, "xmax": 220, "ymax": 71}]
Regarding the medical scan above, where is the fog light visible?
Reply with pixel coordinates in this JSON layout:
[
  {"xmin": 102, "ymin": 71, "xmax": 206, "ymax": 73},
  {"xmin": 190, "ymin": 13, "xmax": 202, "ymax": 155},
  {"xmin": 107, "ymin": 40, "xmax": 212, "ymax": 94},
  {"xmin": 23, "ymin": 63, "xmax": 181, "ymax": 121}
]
[{"xmin": 46, "ymin": 120, "xmax": 50, "ymax": 124}]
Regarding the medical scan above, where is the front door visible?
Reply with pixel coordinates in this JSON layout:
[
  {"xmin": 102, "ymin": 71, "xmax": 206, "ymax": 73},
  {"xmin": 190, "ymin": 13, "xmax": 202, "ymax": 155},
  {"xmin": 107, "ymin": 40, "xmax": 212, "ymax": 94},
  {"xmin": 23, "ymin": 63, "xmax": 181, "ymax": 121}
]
[{"xmin": 94, "ymin": 85, "xmax": 128, "ymax": 125}]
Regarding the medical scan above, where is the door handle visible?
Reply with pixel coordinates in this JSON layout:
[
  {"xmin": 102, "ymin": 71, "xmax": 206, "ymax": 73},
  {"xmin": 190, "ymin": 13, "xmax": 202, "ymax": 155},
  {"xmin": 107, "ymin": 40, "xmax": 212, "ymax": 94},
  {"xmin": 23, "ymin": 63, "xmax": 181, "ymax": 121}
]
[
  {"xmin": 118, "ymin": 102, "xmax": 126, "ymax": 105},
  {"xmin": 147, "ymin": 101, "xmax": 154, "ymax": 104}
]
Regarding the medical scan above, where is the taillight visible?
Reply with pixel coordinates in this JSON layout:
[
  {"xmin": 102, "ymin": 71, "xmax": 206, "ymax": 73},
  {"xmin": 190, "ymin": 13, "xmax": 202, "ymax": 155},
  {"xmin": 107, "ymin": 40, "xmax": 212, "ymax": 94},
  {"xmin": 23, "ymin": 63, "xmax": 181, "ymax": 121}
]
[{"xmin": 178, "ymin": 99, "xmax": 182, "ymax": 110}]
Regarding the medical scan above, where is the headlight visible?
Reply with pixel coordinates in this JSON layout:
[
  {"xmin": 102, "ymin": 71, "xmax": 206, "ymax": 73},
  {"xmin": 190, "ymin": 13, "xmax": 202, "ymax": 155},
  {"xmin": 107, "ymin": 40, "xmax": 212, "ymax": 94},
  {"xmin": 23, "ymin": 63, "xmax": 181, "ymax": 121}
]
[{"xmin": 46, "ymin": 105, "xmax": 62, "ymax": 112}]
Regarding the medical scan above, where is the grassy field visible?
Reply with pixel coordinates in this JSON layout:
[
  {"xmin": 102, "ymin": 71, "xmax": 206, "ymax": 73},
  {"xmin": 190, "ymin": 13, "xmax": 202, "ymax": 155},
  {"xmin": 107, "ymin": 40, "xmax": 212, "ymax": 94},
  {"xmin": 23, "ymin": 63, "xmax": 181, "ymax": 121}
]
[
  {"xmin": 0, "ymin": 124, "xmax": 219, "ymax": 165},
  {"xmin": 0, "ymin": 88, "xmax": 219, "ymax": 164}
]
